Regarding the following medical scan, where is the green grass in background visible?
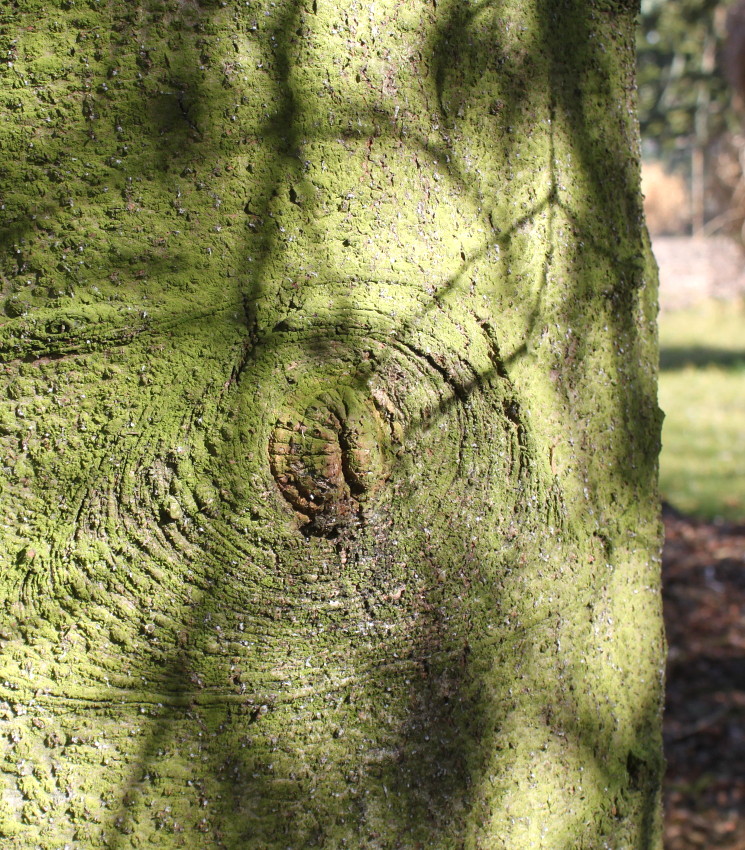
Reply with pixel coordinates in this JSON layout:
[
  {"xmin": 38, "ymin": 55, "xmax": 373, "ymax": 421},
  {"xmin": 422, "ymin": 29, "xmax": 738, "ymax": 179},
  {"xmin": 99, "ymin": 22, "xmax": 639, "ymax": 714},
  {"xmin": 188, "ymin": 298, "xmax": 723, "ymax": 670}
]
[{"xmin": 659, "ymin": 299, "xmax": 745, "ymax": 522}]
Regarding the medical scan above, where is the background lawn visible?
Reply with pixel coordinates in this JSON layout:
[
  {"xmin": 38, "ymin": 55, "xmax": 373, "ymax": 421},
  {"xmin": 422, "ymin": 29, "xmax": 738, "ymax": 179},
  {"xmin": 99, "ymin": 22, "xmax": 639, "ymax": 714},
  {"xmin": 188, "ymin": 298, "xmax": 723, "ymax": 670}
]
[{"xmin": 659, "ymin": 299, "xmax": 745, "ymax": 521}]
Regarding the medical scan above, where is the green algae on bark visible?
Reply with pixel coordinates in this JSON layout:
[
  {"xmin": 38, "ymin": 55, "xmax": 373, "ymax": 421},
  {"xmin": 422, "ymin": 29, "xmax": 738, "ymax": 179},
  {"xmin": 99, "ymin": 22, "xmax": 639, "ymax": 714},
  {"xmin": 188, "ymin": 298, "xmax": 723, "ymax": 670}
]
[{"xmin": 0, "ymin": 1, "xmax": 663, "ymax": 847}]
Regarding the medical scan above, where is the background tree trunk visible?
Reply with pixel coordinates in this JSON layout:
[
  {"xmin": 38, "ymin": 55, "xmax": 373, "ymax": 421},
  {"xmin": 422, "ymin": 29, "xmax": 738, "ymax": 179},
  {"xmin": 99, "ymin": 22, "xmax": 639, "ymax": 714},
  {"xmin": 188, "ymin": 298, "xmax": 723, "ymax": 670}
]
[{"xmin": 0, "ymin": 0, "xmax": 664, "ymax": 847}]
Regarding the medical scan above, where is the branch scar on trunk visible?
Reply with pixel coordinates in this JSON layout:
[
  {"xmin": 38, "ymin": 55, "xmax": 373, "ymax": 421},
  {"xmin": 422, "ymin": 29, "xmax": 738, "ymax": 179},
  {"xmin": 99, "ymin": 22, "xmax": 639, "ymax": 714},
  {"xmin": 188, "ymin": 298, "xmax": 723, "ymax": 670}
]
[{"xmin": 269, "ymin": 387, "xmax": 393, "ymax": 536}]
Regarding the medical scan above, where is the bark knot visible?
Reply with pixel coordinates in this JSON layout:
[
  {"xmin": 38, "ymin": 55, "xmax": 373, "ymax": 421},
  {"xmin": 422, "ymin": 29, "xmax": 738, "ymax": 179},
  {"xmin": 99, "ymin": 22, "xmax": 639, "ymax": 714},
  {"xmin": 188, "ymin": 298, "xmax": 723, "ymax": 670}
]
[{"xmin": 268, "ymin": 388, "xmax": 391, "ymax": 535}]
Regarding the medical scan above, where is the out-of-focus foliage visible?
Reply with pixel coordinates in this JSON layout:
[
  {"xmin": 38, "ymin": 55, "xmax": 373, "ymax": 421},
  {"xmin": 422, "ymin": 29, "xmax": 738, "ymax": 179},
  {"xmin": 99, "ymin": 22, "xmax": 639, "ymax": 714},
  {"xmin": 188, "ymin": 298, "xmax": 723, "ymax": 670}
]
[
  {"xmin": 637, "ymin": 0, "xmax": 734, "ymax": 164},
  {"xmin": 636, "ymin": 0, "xmax": 745, "ymax": 237}
]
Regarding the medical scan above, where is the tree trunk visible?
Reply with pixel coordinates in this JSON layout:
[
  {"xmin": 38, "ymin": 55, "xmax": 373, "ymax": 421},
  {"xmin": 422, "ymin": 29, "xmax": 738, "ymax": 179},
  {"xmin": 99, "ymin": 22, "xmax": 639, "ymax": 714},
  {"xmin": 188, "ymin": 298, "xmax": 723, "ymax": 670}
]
[{"xmin": 0, "ymin": 1, "xmax": 664, "ymax": 847}]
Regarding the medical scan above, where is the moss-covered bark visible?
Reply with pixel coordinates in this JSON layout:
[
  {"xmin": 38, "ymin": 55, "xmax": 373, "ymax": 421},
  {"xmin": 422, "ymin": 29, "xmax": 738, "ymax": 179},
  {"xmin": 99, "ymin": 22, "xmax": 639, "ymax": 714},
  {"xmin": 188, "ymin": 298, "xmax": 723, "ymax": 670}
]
[{"xmin": 0, "ymin": 0, "xmax": 664, "ymax": 847}]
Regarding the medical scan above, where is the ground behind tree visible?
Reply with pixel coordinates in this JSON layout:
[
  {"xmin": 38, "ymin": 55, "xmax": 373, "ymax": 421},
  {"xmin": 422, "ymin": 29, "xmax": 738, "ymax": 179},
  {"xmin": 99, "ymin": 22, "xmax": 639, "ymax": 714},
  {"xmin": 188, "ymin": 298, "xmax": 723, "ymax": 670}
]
[{"xmin": 656, "ymin": 235, "xmax": 745, "ymax": 848}]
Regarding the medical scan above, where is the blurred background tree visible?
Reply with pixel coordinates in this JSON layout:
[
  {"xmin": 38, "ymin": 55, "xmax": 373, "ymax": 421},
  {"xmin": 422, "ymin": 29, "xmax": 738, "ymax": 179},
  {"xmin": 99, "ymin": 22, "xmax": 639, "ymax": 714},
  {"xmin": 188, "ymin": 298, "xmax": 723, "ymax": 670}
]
[{"xmin": 637, "ymin": 0, "xmax": 745, "ymax": 236}]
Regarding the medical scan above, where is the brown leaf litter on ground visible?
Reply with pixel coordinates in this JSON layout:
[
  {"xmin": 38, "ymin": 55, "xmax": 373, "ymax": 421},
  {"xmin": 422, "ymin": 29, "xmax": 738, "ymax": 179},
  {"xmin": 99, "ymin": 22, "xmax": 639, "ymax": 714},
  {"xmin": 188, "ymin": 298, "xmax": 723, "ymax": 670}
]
[{"xmin": 663, "ymin": 505, "xmax": 745, "ymax": 848}]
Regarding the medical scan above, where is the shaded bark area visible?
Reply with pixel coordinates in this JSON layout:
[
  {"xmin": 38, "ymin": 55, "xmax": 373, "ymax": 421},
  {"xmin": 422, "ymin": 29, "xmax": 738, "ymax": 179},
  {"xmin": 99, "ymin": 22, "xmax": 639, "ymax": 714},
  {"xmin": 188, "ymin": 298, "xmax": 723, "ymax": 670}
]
[{"xmin": 0, "ymin": 1, "xmax": 663, "ymax": 847}]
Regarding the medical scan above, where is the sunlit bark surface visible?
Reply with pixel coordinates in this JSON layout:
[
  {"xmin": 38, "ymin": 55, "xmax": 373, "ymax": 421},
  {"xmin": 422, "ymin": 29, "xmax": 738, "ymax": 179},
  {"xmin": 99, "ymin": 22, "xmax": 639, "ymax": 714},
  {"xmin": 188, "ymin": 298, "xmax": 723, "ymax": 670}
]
[{"xmin": 0, "ymin": 1, "xmax": 664, "ymax": 847}]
